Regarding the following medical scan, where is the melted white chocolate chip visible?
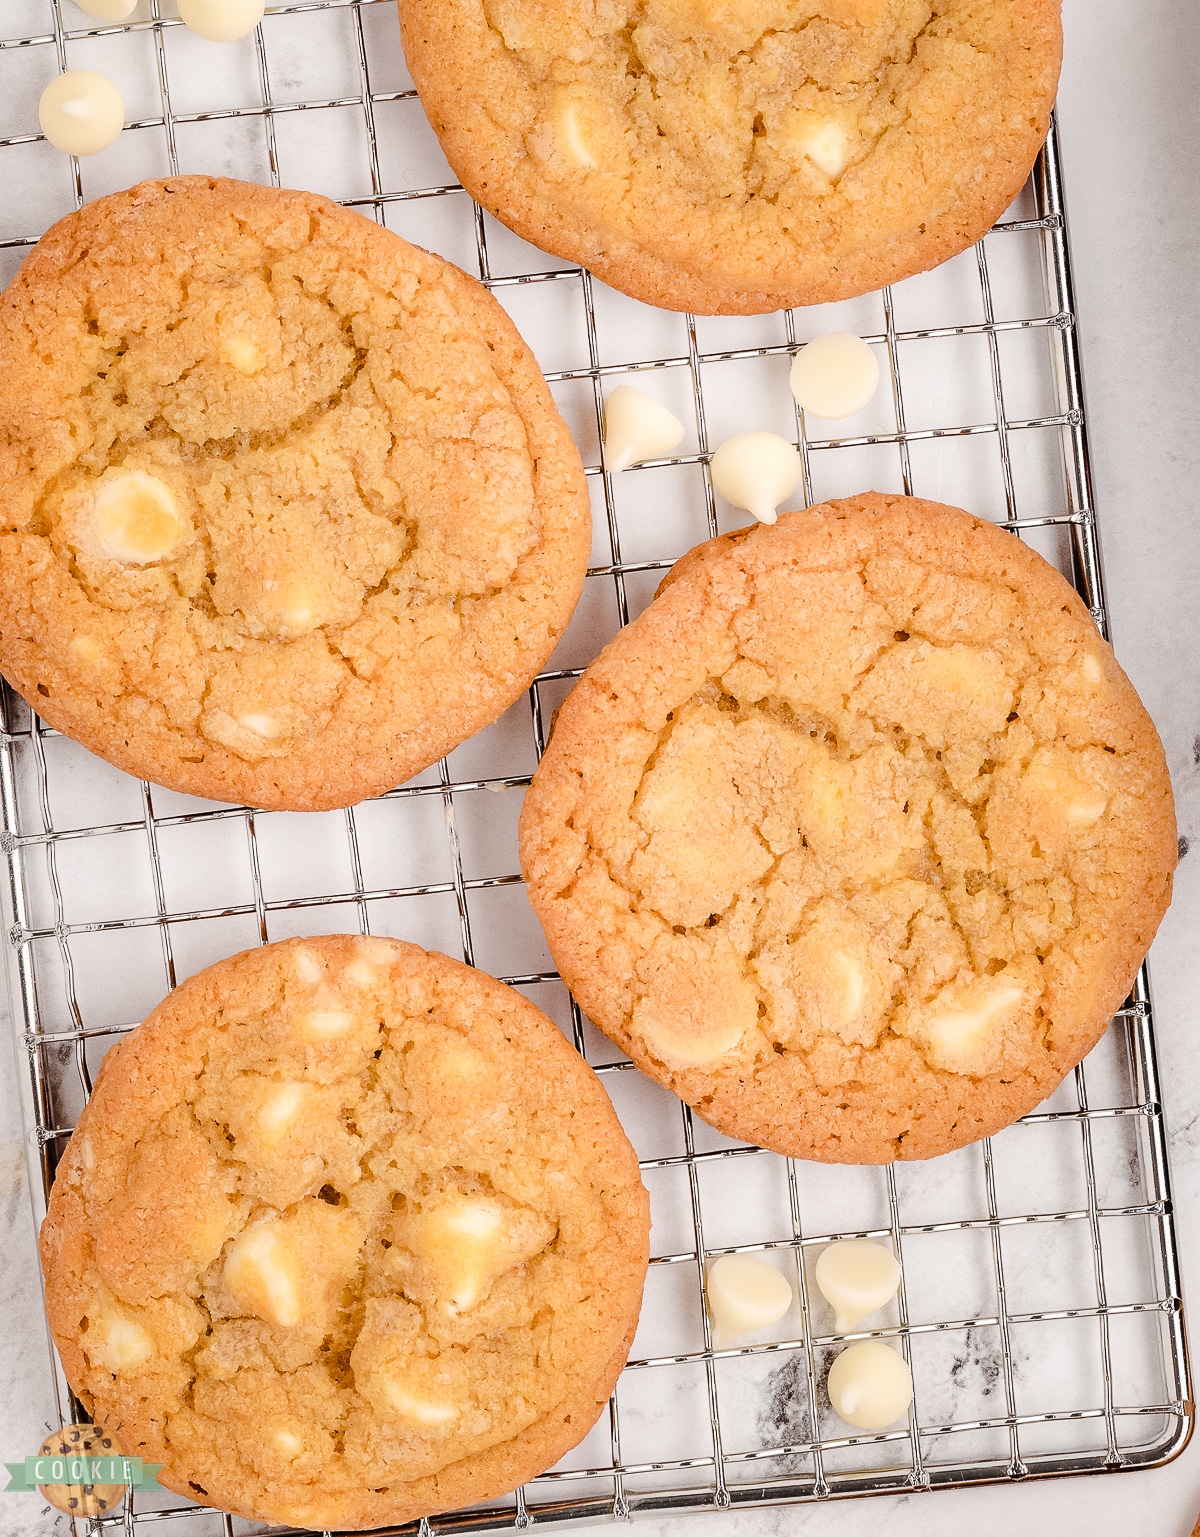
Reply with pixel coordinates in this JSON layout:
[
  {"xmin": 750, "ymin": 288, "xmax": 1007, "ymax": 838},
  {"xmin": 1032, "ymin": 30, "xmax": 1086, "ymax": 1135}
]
[
  {"xmin": 92, "ymin": 471, "xmax": 185, "ymax": 564},
  {"xmin": 257, "ymin": 1081, "xmax": 309, "ymax": 1144},
  {"xmin": 272, "ymin": 1428, "xmax": 304, "ymax": 1460},
  {"xmin": 398, "ymin": 1194, "xmax": 555, "ymax": 1316},
  {"xmin": 827, "ymin": 1340, "xmax": 913, "ymax": 1430},
  {"xmin": 710, "ymin": 433, "xmax": 801, "ymax": 526},
  {"xmin": 71, "ymin": 0, "xmax": 137, "ymax": 18},
  {"xmin": 87, "ymin": 1310, "xmax": 154, "ymax": 1373},
  {"xmin": 790, "ymin": 333, "xmax": 880, "ymax": 420},
  {"xmin": 383, "ymin": 1379, "xmax": 460, "ymax": 1427},
  {"xmin": 1081, "ymin": 652, "xmax": 1104, "ymax": 685},
  {"xmin": 556, "ymin": 98, "xmax": 597, "ymax": 167},
  {"xmin": 39, "ymin": 71, "xmax": 124, "ymax": 157},
  {"xmin": 705, "ymin": 1254, "xmax": 793, "ymax": 1346},
  {"xmin": 798, "ymin": 119, "xmax": 851, "ymax": 179},
  {"xmin": 814, "ymin": 1240, "xmax": 902, "ymax": 1333},
  {"xmin": 69, "ymin": 635, "xmax": 102, "ymax": 665},
  {"xmin": 239, "ymin": 712, "xmax": 282, "ymax": 740},
  {"xmin": 920, "ymin": 978, "xmax": 1023, "ymax": 1074},
  {"xmin": 220, "ymin": 333, "xmax": 264, "ymax": 375},
  {"xmin": 177, "ymin": 0, "xmax": 265, "ymax": 42},
  {"xmin": 295, "ymin": 1007, "xmax": 355, "ymax": 1040},
  {"xmin": 293, "ymin": 947, "xmax": 324, "ymax": 986},
  {"xmin": 223, "ymin": 1222, "xmax": 302, "ymax": 1327},
  {"xmin": 602, "ymin": 385, "xmax": 686, "ymax": 473}
]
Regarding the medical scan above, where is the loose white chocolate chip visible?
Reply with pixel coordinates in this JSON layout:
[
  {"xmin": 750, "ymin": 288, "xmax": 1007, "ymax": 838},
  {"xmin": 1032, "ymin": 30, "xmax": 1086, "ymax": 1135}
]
[
  {"xmin": 238, "ymin": 712, "xmax": 282, "ymax": 740},
  {"xmin": 384, "ymin": 1380, "xmax": 460, "ymax": 1427},
  {"xmin": 88, "ymin": 1312, "xmax": 154, "ymax": 1373},
  {"xmin": 257, "ymin": 1081, "xmax": 309, "ymax": 1144},
  {"xmin": 827, "ymin": 1340, "xmax": 914, "ymax": 1430},
  {"xmin": 556, "ymin": 99, "xmax": 597, "ymax": 168},
  {"xmin": 272, "ymin": 1429, "xmax": 304, "ymax": 1460},
  {"xmin": 790, "ymin": 333, "xmax": 881, "ymax": 420},
  {"xmin": 814, "ymin": 1240, "xmax": 902, "ymax": 1333},
  {"xmin": 710, "ymin": 432, "xmax": 801, "ymax": 526},
  {"xmin": 221, "ymin": 333, "xmax": 264, "ymax": 375},
  {"xmin": 922, "ymin": 980, "xmax": 1023, "ymax": 1074},
  {"xmin": 39, "ymin": 71, "xmax": 124, "ymax": 156},
  {"xmin": 223, "ymin": 1223, "xmax": 302, "ymax": 1327},
  {"xmin": 93, "ymin": 472, "xmax": 184, "ymax": 564},
  {"xmin": 72, "ymin": 0, "xmax": 137, "ymax": 17},
  {"xmin": 602, "ymin": 385, "xmax": 686, "ymax": 473},
  {"xmin": 177, "ymin": 0, "xmax": 265, "ymax": 41},
  {"xmin": 705, "ymin": 1254, "xmax": 793, "ymax": 1346}
]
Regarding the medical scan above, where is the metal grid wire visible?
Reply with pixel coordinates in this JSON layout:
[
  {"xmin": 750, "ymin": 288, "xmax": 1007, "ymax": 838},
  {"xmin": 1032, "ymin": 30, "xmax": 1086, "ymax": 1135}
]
[{"xmin": 0, "ymin": 2, "xmax": 1192, "ymax": 1533}]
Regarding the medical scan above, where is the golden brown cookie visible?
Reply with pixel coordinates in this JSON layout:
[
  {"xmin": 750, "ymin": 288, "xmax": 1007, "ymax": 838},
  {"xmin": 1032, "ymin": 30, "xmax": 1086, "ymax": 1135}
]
[
  {"xmin": 398, "ymin": 0, "xmax": 1062, "ymax": 314},
  {"xmin": 0, "ymin": 177, "xmax": 590, "ymax": 810},
  {"xmin": 518, "ymin": 494, "xmax": 1176, "ymax": 1161},
  {"xmin": 40, "ymin": 936, "xmax": 649, "ymax": 1530}
]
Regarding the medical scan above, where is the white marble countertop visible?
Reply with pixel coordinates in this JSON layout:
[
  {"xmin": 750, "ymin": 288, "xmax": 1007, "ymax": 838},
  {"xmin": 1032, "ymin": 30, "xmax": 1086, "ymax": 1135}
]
[{"xmin": 2, "ymin": 2, "xmax": 1199, "ymax": 1535}]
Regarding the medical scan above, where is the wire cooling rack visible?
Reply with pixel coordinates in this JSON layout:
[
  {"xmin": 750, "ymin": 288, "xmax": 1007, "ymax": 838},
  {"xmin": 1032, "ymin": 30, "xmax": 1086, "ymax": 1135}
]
[{"xmin": 0, "ymin": 2, "xmax": 1192, "ymax": 1533}]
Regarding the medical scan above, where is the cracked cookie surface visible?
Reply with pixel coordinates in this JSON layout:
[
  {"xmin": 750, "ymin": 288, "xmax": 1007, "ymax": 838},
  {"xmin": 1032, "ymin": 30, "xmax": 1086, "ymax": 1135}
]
[
  {"xmin": 398, "ymin": 0, "xmax": 1061, "ymax": 314},
  {"xmin": 0, "ymin": 177, "xmax": 590, "ymax": 810},
  {"xmin": 518, "ymin": 495, "xmax": 1175, "ymax": 1161},
  {"xmin": 40, "ymin": 936, "xmax": 649, "ymax": 1530}
]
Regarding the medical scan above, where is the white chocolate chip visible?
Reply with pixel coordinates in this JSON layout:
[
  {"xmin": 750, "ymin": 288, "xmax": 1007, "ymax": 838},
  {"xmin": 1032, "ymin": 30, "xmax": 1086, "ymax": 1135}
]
[
  {"xmin": 636, "ymin": 1010, "xmax": 748, "ymax": 1068},
  {"xmin": 223, "ymin": 1222, "xmax": 302, "ymax": 1328},
  {"xmin": 383, "ymin": 1380, "xmax": 460, "ymax": 1427},
  {"xmin": 345, "ymin": 959, "xmax": 379, "ymax": 988},
  {"xmin": 790, "ymin": 333, "xmax": 880, "ymax": 420},
  {"xmin": 920, "ymin": 979, "xmax": 1023, "ymax": 1074},
  {"xmin": 88, "ymin": 1311, "xmax": 154, "ymax": 1373},
  {"xmin": 602, "ymin": 385, "xmax": 686, "ymax": 473},
  {"xmin": 72, "ymin": 0, "xmax": 137, "ymax": 18},
  {"xmin": 556, "ymin": 98, "xmax": 597, "ymax": 168},
  {"xmin": 177, "ymin": 0, "xmax": 265, "ymax": 42},
  {"xmin": 1081, "ymin": 652, "xmax": 1104, "ymax": 685},
  {"xmin": 293, "ymin": 947, "xmax": 324, "ymax": 986},
  {"xmin": 69, "ymin": 635, "xmax": 102, "ymax": 665},
  {"xmin": 257, "ymin": 1081, "xmax": 309, "ymax": 1144},
  {"xmin": 829, "ymin": 949, "xmax": 866, "ymax": 1028},
  {"xmin": 92, "ymin": 471, "xmax": 184, "ymax": 564},
  {"xmin": 705, "ymin": 1253, "xmax": 793, "ymax": 1346},
  {"xmin": 814, "ymin": 1240, "xmax": 902, "ymax": 1333},
  {"xmin": 295, "ymin": 1008, "xmax": 355, "ymax": 1040},
  {"xmin": 399, "ymin": 1194, "xmax": 554, "ymax": 1316},
  {"xmin": 39, "ymin": 72, "xmax": 124, "ymax": 157},
  {"xmin": 272, "ymin": 1429, "xmax": 304, "ymax": 1460},
  {"xmin": 221, "ymin": 333, "xmax": 264, "ymax": 375},
  {"xmin": 827, "ymin": 1340, "xmax": 913, "ymax": 1430},
  {"xmin": 80, "ymin": 1138, "xmax": 95, "ymax": 1171},
  {"xmin": 710, "ymin": 432, "xmax": 801, "ymax": 526},
  {"xmin": 799, "ymin": 120, "xmax": 851, "ymax": 179},
  {"xmin": 238, "ymin": 713, "xmax": 282, "ymax": 740}
]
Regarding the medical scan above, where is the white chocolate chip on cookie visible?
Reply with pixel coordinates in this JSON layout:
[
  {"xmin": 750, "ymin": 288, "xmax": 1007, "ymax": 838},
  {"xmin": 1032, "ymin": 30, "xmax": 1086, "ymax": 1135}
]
[
  {"xmin": 223, "ymin": 1222, "xmax": 303, "ymax": 1328},
  {"xmin": 93, "ymin": 471, "xmax": 186, "ymax": 564},
  {"xmin": 86, "ymin": 1309, "xmax": 154, "ymax": 1373},
  {"xmin": 915, "ymin": 978, "xmax": 1024, "ymax": 1075},
  {"xmin": 221, "ymin": 333, "xmax": 264, "ymax": 374}
]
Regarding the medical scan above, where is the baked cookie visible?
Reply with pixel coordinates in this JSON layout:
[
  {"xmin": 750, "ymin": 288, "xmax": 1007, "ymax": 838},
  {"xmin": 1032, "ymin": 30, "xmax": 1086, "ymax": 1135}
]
[
  {"xmin": 0, "ymin": 177, "xmax": 590, "ymax": 810},
  {"xmin": 398, "ymin": 0, "xmax": 1062, "ymax": 315},
  {"xmin": 519, "ymin": 494, "xmax": 1176, "ymax": 1161},
  {"xmin": 40, "ymin": 936, "xmax": 649, "ymax": 1529}
]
